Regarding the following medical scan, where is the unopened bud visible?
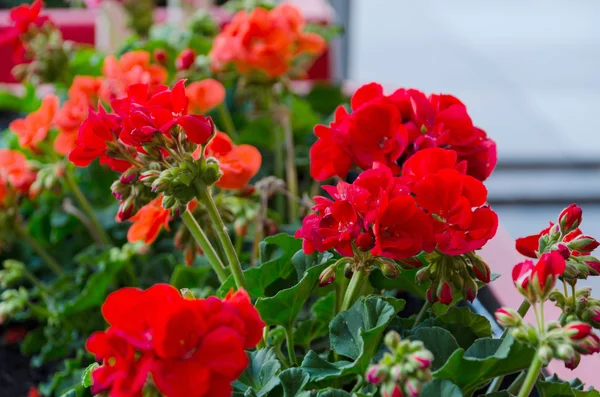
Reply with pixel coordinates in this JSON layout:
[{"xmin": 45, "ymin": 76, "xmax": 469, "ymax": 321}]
[
  {"xmin": 411, "ymin": 350, "xmax": 433, "ymax": 370},
  {"xmin": 120, "ymin": 168, "xmax": 138, "ymax": 184},
  {"xmin": 538, "ymin": 345, "xmax": 554, "ymax": 365},
  {"xmin": 564, "ymin": 322, "xmax": 592, "ymax": 341},
  {"xmin": 382, "ymin": 384, "xmax": 403, "ymax": 397},
  {"xmin": 549, "ymin": 290, "xmax": 566, "ymax": 307},
  {"xmin": 567, "ymin": 235, "xmax": 600, "ymax": 253},
  {"xmin": 389, "ymin": 365, "xmax": 403, "ymax": 382},
  {"xmin": 398, "ymin": 257, "xmax": 423, "ymax": 270},
  {"xmin": 318, "ymin": 264, "xmax": 337, "ymax": 287},
  {"xmin": 556, "ymin": 344, "xmax": 576, "ymax": 361},
  {"xmin": 180, "ymin": 288, "xmax": 195, "ymax": 300},
  {"xmin": 415, "ymin": 267, "xmax": 431, "ymax": 284},
  {"xmin": 495, "ymin": 307, "xmax": 522, "ymax": 328},
  {"xmin": 378, "ymin": 259, "xmax": 400, "ymax": 279},
  {"xmin": 559, "ymin": 204, "xmax": 583, "ymax": 234},
  {"xmin": 589, "ymin": 307, "xmax": 600, "ymax": 323},
  {"xmin": 202, "ymin": 157, "xmax": 223, "ymax": 186},
  {"xmin": 154, "ymin": 49, "xmax": 168, "ymax": 65},
  {"xmin": 405, "ymin": 379, "xmax": 421, "ymax": 397},
  {"xmin": 574, "ymin": 334, "xmax": 600, "ymax": 355},
  {"xmin": 384, "ymin": 331, "xmax": 402, "ymax": 350},
  {"xmin": 463, "ymin": 278, "xmax": 478, "ymax": 302},
  {"xmin": 117, "ymin": 197, "xmax": 135, "ymax": 221},
  {"xmin": 176, "ymin": 48, "xmax": 195, "ymax": 70},
  {"xmin": 437, "ymin": 282, "xmax": 453, "ymax": 305},
  {"xmin": 366, "ymin": 365, "xmax": 385, "ymax": 385},
  {"xmin": 471, "ymin": 256, "xmax": 491, "ymax": 283},
  {"xmin": 580, "ymin": 256, "xmax": 600, "ymax": 273},
  {"xmin": 564, "ymin": 352, "xmax": 581, "ymax": 370},
  {"xmin": 555, "ymin": 243, "xmax": 571, "ymax": 260}
]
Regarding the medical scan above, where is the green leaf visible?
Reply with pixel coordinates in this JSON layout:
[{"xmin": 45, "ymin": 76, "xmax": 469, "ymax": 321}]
[
  {"xmin": 218, "ymin": 234, "xmax": 301, "ymax": 298},
  {"xmin": 279, "ymin": 368, "xmax": 309, "ymax": 397},
  {"xmin": 234, "ymin": 348, "xmax": 282, "ymax": 396},
  {"xmin": 317, "ymin": 390, "xmax": 352, "ymax": 397},
  {"xmin": 301, "ymin": 296, "xmax": 404, "ymax": 382},
  {"xmin": 412, "ymin": 327, "xmax": 460, "ymax": 371},
  {"xmin": 290, "ymin": 97, "xmax": 320, "ymax": 137},
  {"xmin": 424, "ymin": 306, "xmax": 492, "ymax": 349},
  {"xmin": 81, "ymin": 363, "xmax": 99, "ymax": 388},
  {"xmin": 536, "ymin": 375, "xmax": 600, "ymax": 397},
  {"xmin": 305, "ymin": 84, "xmax": 348, "ymax": 115},
  {"xmin": 69, "ymin": 47, "xmax": 105, "ymax": 77},
  {"xmin": 291, "ymin": 250, "xmax": 334, "ymax": 279},
  {"xmin": 169, "ymin": 264, "xmax": 212, "ymax": 289},
  {"xmin": 421, "ymin": 379, "xmax": 463, "ymax": 397},
  {"xmin": 59, "ymin": 390, "xmax": 78, "ymax": 397},
  {"xmin": 433, "ymin": 335, "xmax": 536, "ymax": 395},
  {"xmin": 484, "ymin": 393, "xmax": 514, "ymax": 397},
  {"xmin": 295, "ymin": 292, "xmax": 336, "ymax": 349},
  {"xmin": 239, "ymin": 116, "xmax": 276, "ymax": 150},
  {"xmin": 255, "ymin": 260, "xmax": 329, "ymax": 327}
]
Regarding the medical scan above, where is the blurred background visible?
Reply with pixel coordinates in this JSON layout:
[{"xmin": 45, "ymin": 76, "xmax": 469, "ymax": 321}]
[{"xmin": 1, "ymin": 0, "xmax": 599, "ymax": 278}]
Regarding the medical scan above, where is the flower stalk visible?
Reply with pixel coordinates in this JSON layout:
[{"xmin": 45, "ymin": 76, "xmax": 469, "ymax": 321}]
[
  {"xmin": 180, "ymin": 210, "xmax": 228, "ymax": 283},
  {"xmin": 14, "ymin": 219, "xmax": 64, "ymax": 276},
  {"xmin": 516, "ymin": 353, "xmax": 543, "ymax": 397},
  {"xmin": 217, "ymin": 103, "xmax": 239, "ymax": 141},
  {"xmin": 341, "ymin": 268, "xmax": 366, "ymax": 311}
]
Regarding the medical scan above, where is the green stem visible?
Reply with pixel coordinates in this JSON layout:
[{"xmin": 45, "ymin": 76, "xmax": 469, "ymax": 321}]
[
  {"xmin": 275, "ymin": 344, "xmax": 291, "ymax": 369},
  {"xmin": 351, "ymin": 377, "xmax": 367, "ymax": 393},
  {"xmin": 517, "ymin": 353, "xmax": 543, "ymax": 397},
  {"xmin": 196, "ymin": 183, "xmax": 247, "ymax": 289},
  {"xmin": 15, "ymin": 220, "xmax": 64, "ymax": 276},
  {"xmin": 235, "ymin": 232, "xmax": 243, "ymax": 257},
  {"xmin": 180, "ymin": 210, "xmax": 228, "ymax": 283},
  {"xmin": 218, "ymin": 103, "xmax": 239, "ymax": 141},
  {"xmin": 341, "ymin": 269, "xmax": 366, "ymax": 311},
  {"xmin": 279, "ymin": 107, "xmax": 299, "ymax": 224},
  {"xmin": 487, "ymin": 300, "xmax": 532, "ymax": 393},
  {"xmin": 507, "ymin": 371, "xmax": 527, "ymax": 394},
  {"xmin": 335, "ymin": 275, "xmax": 348, "ymax": 314},
  {"xmin": 273, "ymin": 120, "xmax": 286, "ymax": 218},
  {"xmin": 571, "ymin": 283, "xmax": 577, "ymax": 306},
  {"xmin": 284, "ymin": 324, "xmax": 297, "ymax": 366},
  {"xmin": 63, "ymin": 167, "xmax": 111, "ymax": 246},
  {"xmin": 563, "ymin": 281, "xmax": 569, "ymax": 302},
  {"xmin": 22, "ymin": 267, "xmax": 49, "ymax": 293},
  {"xmin": 413, "ymin": 300, "xmax": 432, "ymax": 328}
]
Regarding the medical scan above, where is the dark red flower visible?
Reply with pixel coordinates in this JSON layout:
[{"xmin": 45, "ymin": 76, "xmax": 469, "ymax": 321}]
[{"xmin": 402, "ymin": 148, "xmax": 498, "ymax": 256}]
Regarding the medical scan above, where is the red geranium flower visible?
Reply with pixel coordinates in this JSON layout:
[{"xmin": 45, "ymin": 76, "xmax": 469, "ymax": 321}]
[
  {"xmin": 89, "ymin": 284, "xmax": 265, "ymax": 397},
  {"xmin": 0, "ymin": 149, "xmax": 37, "ymax": 203},
  {"xmin": 203, "ymin": 132, "xmax": 262, "ymax": 190},
  {"xmin": 402, "ymin": 148, "xmax": 498, "ymax": 256},
  {"xmin": 126, "ymin": 197, "xmax": 170, "ymax": 245},
  {"xmin": 9, "ymin": 95, "xmax": 58, "ymax": 152},
  {"xmin": 186, "ymin": 79, "xmax": 226, "ymax": 114},
  {"xmin": 512, "ymin": 251, "xmax": 566, "ymax": 301},
  {"xmin": 0, "ymin": 0, "xmax": 50, "ymax": 62}
]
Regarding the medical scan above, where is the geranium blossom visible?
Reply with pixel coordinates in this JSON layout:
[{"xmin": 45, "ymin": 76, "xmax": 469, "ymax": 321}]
[{"xmin": 9, "ymin": 95, "xmax": 58, "ymax": 152}]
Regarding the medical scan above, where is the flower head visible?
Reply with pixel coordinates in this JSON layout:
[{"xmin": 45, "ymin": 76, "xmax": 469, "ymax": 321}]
[
  {"xmin": 512, "ymin": 251, "xmax": 566, "ymax": 301},
  {"xmin": 186, "ymin": 79, "xmax": 226, "ymax": 114},
  {"xmin": 9, "ymin": 95, "xmax": 58, "ymax": 152},
  {"xmin": 0, "ymin": 149, "xmax": 37, "ymax": 205},
  {"xmin": 211, "ymin": 4, "xmax": 325, "ymax": 78},
  {"xmin": 126, "ymin": 197, "xmax": 171, "ymax": 245}
]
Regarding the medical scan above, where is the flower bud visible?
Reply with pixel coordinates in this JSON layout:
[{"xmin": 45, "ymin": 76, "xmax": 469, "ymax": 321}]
[
  {"xmin": 555, "ymin": 243, "xmax": 571, "ymax": 260},
  {"xmin": 139, "ymin": 170, "xmax": 161, "ymax": 185},
  {"xmin": 117, "ymin": 197, "xmax": 135, "ymax": 221},
  {"xmin": 405, "ymin": 379, "xmax": 420, "ymax": 397},
  {"xmin": 495, "ymin": 307, "xmax": 522, "ymax": 328},
  {"xmin": 556, "ymin": 344, "xmax": 576, "ymax": 361},
  {"xmin": 390, "ymin": 365, "xmax": 403, "ymax": 382},
  {"xmin": 411, "ymin": 350, "xmax": 433, "ymax": 370},
  {"xmin": 378, "ymin": 259, "xmax": 400, "ymax": 279},
  {"xmin": 202, "ymin": 158, "xmax": 223, "ymax": 186},
  {"xmin": 176, "ymin": 48, "xmax": 196, "ymax": 70},
  {"xmin": 180, "ymin": 288, "xmax": 195, "ymax": 300},
  {"xmin": 549, "ymin": 290, "xmax": 566, "ymax": 308},
  {"xmin": 589, "ymin": 306, "xmax": 600, "ymax": 323},
  {"xmin": 564, "ymin": 352, "xmax": 581, "ymax": 370},
  {"xmin": 437, "ymin": 282, "xmax": 453, "ymax": 305},
  {"xmin": 154, "ymin": 48, "xmax": 168, "ymax": 65},
  {"xmin": 538, "ymin": 345, "xmax": 554, "ymax": 365},
  {"xmin": 384, "ymin": 331, "xmax": 402, "ymax": 350},
  {"xmin": 120, "ymin": 168, "xmax": 138, "ymax": 185},
  {"xmin": 463, "ymin": 278, "xmax": 478, "ymax": 302},
  {"xmin": 398, "ymin": 257, "xmax": 423, "ymax": 270},
  {"xmin": 344, "ymin": 263, "xmax": 353, "ymax": 279},
  {"xmin": 318, "ymin": 264, "xmax": 337, "ymax": 287},
  {"xmin": 415, "ymin": 267, "xmax": 431, "ymax": 284},
  {"xmin": 574, "ymin": 333, "xmax": 600, "ymax": 354},
  {"xmin": 580, "ymin": 256, "xmax": 600, "ymax": 273},
  {"xmin": 511, "ymin": 327, "xmax": 529, "ymax": 343},
  {"xmin": 564, "ymin": 322, "xmax": 592, "ymax": 341},
  {"xmin": 471, "ymin": 256, "xmax": 491, "ymax": 283},
  {"xmin": 382, "ymin": 384, "xmax": 404, "ymax": 397},
  {"xmin": 559, "ymin": 204, "xmax": 582, "ymax": 234},
  {"xmin": 566, "ymin": 235, "xmax": 600, "ymax": 253},
  {"xmin": 366, "ymin": 365, "xmax": 385, "ymax": 385}
]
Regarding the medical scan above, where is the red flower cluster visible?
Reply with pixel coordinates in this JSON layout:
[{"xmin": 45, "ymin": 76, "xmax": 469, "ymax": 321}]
[
  {"xmin": 87, "ymin": 284, "xmax": 264, "ymax": 397},
  {"xmin": 0, "ymin": 0, "xmax": 50, "ymax": 61},
  {"xmin": 297, "ymin": 148, "xmax": 498, "ymax": 260},
  {"xmin": 310, "ymin": 83, "xmax": 497, "ymax": 182},
  {"xmin": 0, "ymin": 149, "xmax": 37, "ymax": 205},
  {"xmin": 512, "ymin": 251, "xmax": 566, "ymax": 301},
  {"xmin": 69, "ymin": 80, "xmax": 214, "ymax": 172},
  {"xmin": 211, "ymin": 4, "xmax": 326, "ymax": 78}
]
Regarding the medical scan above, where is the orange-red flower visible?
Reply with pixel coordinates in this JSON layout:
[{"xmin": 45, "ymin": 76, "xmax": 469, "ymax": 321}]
[
  {"xmin": 54, "ymin": 76, "xmax": 103, "ymax": 155},
  {"xmin": 126, "ymin": 197, "xmax": 171, "ymax": 245},
  {"xmin": 9, "ymin": 95, "xmax": 58, "ymax": 151},
  {"xmin": 0, "ymin": 149, "xmax": 37, "ymax": 203},
  {"xmin": 204, "ymin": 132, "xmax": 262, "ymax": 189},
  {"xmin": 211, "ymin": 4, "xmax": 326, "ymax": 78},
  {"xmin": 100, "ymin": 50, "xmax": 168, "ymax": 101},
  {"xmin": 186, "ymin": 79, "xmax": 226, "ymax": 114}
]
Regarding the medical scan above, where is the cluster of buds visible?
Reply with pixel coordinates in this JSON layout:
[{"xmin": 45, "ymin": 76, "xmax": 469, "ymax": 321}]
[
  {"xmin": 366, "ymin": 331, "xmax": 434, "ymax": 397},
  {"xmin": 551, "ymin": 287, "xmax": 600, "ymax": 330},
  {"xmin": 111, "ymin": 168, "xmax": 154, "ymax": 221},
  {"xmin": 496, "ymin": 308, "xmax": 599, "ymax": 369},
  {"xmin": 516, "ymin": 204, "xmax": 600, "ymax": 283},
  {"xmin": 415, "ymin": 252, "xmax": 491, "ymax": 305},
  {"xmin": 318, "ymin": 249, "xmax": 400, "ymax": 288}
]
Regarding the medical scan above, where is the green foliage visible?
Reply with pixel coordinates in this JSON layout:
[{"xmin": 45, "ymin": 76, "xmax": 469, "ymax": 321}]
[
  {"xmin": 536, "ymin": 375, "xmax": 600, "ymax": 397},
  {"xmin": 235, "ymin": 349, "xmax": 282, "ymax": 396}
]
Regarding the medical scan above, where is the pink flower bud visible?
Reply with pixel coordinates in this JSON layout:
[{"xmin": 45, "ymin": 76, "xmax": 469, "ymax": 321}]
[
  {"xmin": 120, "ymin": 170, "xmax": 138, "ymax": 185},
  {"xmin": 411, "ymin": 351, "xmax": 433, "ymax": 369},
  {"xmin": 382, "ymin": 384, "xmax": 404, "ymax": 397},
  {"xmin": 564, "ymin": 322, "xmax": 592, "ymax": 340},
  {"xmin": 405, "ymin": 379, "xmax": 421, "ymax": 397},
  {"xmin": 555, "ymin": 243, "xmax": 571, "ymax": 260},
  {"xmin": 366, "ymin": 365, "xmax": 384, "ymax": 384},
  {"xmin": 472, "ymin": 258, "xmax": 491, "ymax": 283},
  {"xmin": 176, "ymin": 48, "xmax": 195, "ymax": 70},
  {"xmin": 581, "ymin": 256, "xmax": 600, "ymax": 273},
  {"xmin": 318, "ymin": 264, "xmax": 337, "ymax": 287},
  {"xmin": 575, "ymin": 333, "xmax": 600, "ymax": 355},
  {"xmin": 559, "ymin": 204, "xmax": 582, "ymax": 234},
  {"xmin": 117, "ymin": 197, "xmax": 135, "ymax": 221},
  {"xmin": 590, "ymin": 307, "xmax": 600, "ymax": 323},
  {"xmin": 495, "ymin": 307, "xmax": 522, "ymax": 328},
  {"xmin": 564, "ymin": 352, "xmax": 581, "ymax": 370}
]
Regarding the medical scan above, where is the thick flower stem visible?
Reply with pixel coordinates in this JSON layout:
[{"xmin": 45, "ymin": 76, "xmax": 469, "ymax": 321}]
[
  {"xmin": 341, "ymin": 269, "xmax": 366, "ymax": 311},
  {"xmin": 15, "ymin": 219, "xmax": 64, "ymax": 277},
  {"xmin": 195, "ymin": 183, "xmax": 247, "ymax": 289},
  {"xmin": 218, "ymin": 103, "xmax": 239, "ymax": 141},
  {"xmin": 413, "ymin": 300, "xmax": 432, "ymax": 328},
  {"xmin": 63, "ymin": 167, "xmax": 111, "ymax": 247},
  {"xmin": 516, "ymin": 354, "xmax": 543, "ymax": 397},
  {"xmin": 487, "ymin": 299, "xmax": 532, "ymax": 393},
  {"xmin": 278, "ymin": 107, "xmax": 299, "ymax": 224},
  {"xmin": 180, "ymin": 210, "xmax": 228, "ymax": 283},
  {"xmin": 284, "ymin": 324, "xmax": 297, "ymax": 366}
]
